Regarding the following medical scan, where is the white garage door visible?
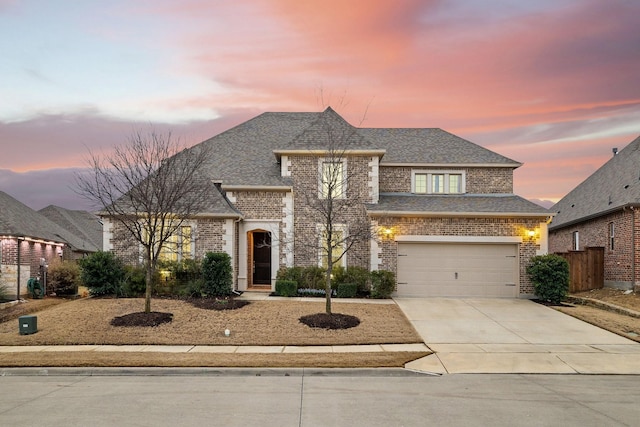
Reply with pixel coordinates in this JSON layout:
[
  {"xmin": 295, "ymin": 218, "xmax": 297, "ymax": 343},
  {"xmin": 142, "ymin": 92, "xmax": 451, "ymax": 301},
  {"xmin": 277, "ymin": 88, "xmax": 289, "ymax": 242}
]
[{"xmin": 396, "ymin": 243, "xmax": 519, "ymax": 298}]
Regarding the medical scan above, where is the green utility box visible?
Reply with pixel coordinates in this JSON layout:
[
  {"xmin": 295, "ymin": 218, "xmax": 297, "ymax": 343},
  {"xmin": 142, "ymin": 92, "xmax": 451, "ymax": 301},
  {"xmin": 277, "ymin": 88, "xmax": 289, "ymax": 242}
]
[{"xmin": 19, "ymin": 315, "xmax": 37, "ymax": 335}]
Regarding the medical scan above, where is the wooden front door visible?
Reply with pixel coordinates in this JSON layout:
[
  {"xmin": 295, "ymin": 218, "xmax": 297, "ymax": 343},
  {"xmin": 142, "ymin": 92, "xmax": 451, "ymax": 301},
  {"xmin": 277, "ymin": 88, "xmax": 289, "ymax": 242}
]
[{"xmin": 251, "ymin": 231, "xmax": 271, "ymax": 286}]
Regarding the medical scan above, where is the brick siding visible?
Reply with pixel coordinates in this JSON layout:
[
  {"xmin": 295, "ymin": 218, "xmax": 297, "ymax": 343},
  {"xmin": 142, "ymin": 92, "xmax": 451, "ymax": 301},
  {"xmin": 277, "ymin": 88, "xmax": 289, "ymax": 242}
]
[
  {"xmin": 375, "ymin": 216, "xmax": 542, "ymax": 295},
  {"xmin": 549, "ymin": 209, "xmax": 639, "ymax": 288}
]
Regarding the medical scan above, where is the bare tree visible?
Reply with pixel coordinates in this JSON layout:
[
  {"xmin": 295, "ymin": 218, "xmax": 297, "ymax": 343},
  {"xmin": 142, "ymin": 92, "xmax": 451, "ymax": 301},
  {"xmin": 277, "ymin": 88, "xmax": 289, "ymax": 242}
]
[
  {"xmin": 294, "ymin": 107, "xmax": 377, "ymax": 315},
  {"xmin": 76, "ymin": 129, "xmax": 214, "ymax": 313}
]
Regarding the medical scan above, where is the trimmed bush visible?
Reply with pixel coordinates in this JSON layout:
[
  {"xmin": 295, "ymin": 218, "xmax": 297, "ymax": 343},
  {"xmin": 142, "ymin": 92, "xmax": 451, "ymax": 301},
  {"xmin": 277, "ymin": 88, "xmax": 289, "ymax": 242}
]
[
  {"xmin": 332, "ymin": 266, "xmax": 371, "ymax": 293},
  {"xmin": 301, "ymin": 266, "xmax": 326, "ymax": 290},
  {"xmin": 202, "ymin": 252, "xmax": 233, "ymax": 297},
  {"xmin": 0, "ymin": 282, "xmax": 11, "ymax": 302},
  {"xmin": 275, "ymin": 279, "xmax": 298, "ymax": 297},
  {"xmin": 48, "ymin": 259, "xmax": 81, "ymax": 296},
  {"xmin": 79, "ymin": 251, "xmax": 126, "ymax": 296},
  {"xmin": 370, "ymin": 270, "xmax": 396, "ymax": 299},
  {"xmin": 336, "ymin": 283, "xmax": 357, "ymax": 298},
  {"xmin": 527, "ymin": 254, "xmax": 569, "ymax": 304}
]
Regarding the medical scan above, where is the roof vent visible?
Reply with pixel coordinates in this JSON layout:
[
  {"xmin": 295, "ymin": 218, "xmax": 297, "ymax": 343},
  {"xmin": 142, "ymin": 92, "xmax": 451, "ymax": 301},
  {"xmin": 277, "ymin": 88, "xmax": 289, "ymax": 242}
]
[{"xmin": 613, "ymin": 147, "xmax": 618, "ymax": 155}]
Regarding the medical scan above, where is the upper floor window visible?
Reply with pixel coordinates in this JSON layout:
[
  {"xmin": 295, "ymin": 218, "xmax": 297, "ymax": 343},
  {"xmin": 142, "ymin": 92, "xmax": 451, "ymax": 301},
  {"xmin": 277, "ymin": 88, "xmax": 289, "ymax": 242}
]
[
  {"xmin": 572, "ymin": 231, "xmax": 579, "ymax": 251},
  {"xmin": 320, "ymin": 160, "xmax": 345, "ymax": 199},
  {"xmin": 609, "ymin": 222, "xmax": 615, "ymax": 251},
  {"xmin": 412, "ymin": 171, "xmax": 465, "ymax": 194}
]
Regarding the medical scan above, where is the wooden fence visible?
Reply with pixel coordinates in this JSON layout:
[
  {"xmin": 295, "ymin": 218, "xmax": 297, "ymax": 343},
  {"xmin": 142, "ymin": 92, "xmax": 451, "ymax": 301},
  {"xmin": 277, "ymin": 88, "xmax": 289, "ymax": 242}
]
[{"xmin": 555, "ymin": 247, "xmax": 604, "ymax": 293}]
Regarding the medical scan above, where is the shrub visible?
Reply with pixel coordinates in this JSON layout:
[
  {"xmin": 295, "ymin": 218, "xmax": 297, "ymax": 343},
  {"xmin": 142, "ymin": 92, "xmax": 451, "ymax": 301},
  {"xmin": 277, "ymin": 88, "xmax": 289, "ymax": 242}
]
[
  {"xmin": 336, "ymin": 283, "xmax": 357, "ymax": 298},
  {"xmin": 202, "ymin": 252, "xmax": 233, "ymax": 297},
  {"xmin": 48, "ymin": 260, "xmax": 81, "ymax": 296},
  {"xmin": 527, "ymin": 254, "xmax": 569, "ymax": 304},
  {"xmin": 79, "ymin": 251, "xmax": 126, "ymax": 296},
  {"xmin": 121, "ymin": 265, "xmax": 147, "ymax": 297},
  {"xmin": 370, "ymin": 270, "xmax": 396, "ymax": 299},
  {"xmin": 301, "ymin": 266, "xmax": 326, "ymax": 290},
  {"xmin": 275, "ymin": 279, "xmax": 297, "ymax": 297},
  {"xmin": 332, "ymin": 266, "xmax": 371, "ymax": 293}
]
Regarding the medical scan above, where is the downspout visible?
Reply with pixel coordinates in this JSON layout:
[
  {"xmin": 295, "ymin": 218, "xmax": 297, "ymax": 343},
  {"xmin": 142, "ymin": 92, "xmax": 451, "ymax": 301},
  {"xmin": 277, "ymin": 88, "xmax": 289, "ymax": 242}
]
[
  {"xmin": 632, "ymin": 207, "xmax": 637, "ymax": 291},
  {"xmin": 16, "ymin": 237, "xmax": 22, "ymax": 301}
]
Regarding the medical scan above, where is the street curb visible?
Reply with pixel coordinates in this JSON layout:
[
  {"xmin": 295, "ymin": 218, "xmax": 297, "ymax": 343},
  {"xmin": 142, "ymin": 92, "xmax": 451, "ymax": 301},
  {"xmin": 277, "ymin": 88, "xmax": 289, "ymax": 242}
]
[{"xmin": 0, "ymin": 367, "xmax": 431, "ymax": 377}]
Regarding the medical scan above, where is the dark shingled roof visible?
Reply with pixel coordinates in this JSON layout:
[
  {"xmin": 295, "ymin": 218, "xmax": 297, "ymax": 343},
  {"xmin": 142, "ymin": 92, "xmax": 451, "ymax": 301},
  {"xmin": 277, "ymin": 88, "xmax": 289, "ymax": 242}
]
[
  {"xmin": 359, "ymin": 128, "xmax": 521, "ymax": 166},
  {"xmin": 0, "ymin": 191, "xmax": 68, "ymax": 243},
  {"xmin": 38, "ymin": 205, "xmax": 103, "ymax": 253},
  {"xmin": 550, "ymin": 135, "xmax": 640, "ymax": 230},
  {"xmin": 194, "ymin": 108, "xmax": 522, "ymax": 188},
  {"xmin": 367, "ymin": 193, "xmax": 550, "ymax": 216}
]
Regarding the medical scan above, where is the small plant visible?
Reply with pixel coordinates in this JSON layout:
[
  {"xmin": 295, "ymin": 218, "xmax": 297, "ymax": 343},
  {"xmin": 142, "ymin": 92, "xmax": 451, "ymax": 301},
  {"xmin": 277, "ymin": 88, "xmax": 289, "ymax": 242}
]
[
  {"xmin": 336, "ymin": 283, "xmax": 357, "ymax": 298},
  {"xmin": 202, "ymin": 252, "xmax": 233, "ymax": 297},
  {"xmin": 79, "ymin": 251, "xmax": 126, "ymax": 296},
  {"xmin": 0, "ymin": 282, "xmax": 11, "ymax": 302},
  {"xmin": 527, "ymin": 254, "xmax": 569, "ymax": 304},
  {"xmin": 48, "ymin": 259, "xmax": 81, "ymax": 296},
  {"xmin": 275, "ymin": 279, "xmax": 298, "ymax": 297},
  {"xmin": 370, "ymin": 270, "xmax": 396, "ymax": 299}
]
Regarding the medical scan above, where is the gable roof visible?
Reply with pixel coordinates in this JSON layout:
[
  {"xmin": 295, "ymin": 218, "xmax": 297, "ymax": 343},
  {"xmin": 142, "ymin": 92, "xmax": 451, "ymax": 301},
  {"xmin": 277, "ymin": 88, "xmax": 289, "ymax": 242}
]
[
  {"xmin": 0, "ymin": 191, "xmax": 67, "ymax": 244},
  {"xmin": 196, "ymin": 108, "xmax": 522, "ymax": 188},
  {"xmin": 550, "ymin": 135, "xmax": 640, "ymax": 230},
  {"xmin": 38, "ymin": 205, "xmax": 103, "ymax": 253}
]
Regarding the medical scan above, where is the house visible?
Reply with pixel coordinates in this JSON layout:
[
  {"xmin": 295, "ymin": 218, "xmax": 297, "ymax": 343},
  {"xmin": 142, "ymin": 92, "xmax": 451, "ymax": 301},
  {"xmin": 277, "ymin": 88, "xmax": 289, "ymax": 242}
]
[
  {"xmin": 0, "ymin": 191, "xmax": 66, "ymax": 298},
  {"xmin": 549, "ymin": 136, "xmax": 640, "ymax": 291},
  {"xmin": 102, "ymin": 108, "xmax": 551, "ymax": 298},
  {"xmin": 39, "ymin": 205, "xmax": 103, "ymax": 259}
]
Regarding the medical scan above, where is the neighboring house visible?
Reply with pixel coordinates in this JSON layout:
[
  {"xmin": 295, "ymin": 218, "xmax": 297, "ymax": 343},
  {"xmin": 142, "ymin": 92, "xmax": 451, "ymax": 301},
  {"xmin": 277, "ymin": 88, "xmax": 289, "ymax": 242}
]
[
  {"xmin": 0, "ymin": 191, "xmax": 66, "ymax": 298},
  {"xmin": 39, "ymin": 205, "xmax": 103, "ymax": 259},
  {"xmin": 103, "ymin": 108, "xmax": 550, "ymax": 298},
  {"xmin": 549, "ymin": 136, "xmax": 640, "ymax": 291}
]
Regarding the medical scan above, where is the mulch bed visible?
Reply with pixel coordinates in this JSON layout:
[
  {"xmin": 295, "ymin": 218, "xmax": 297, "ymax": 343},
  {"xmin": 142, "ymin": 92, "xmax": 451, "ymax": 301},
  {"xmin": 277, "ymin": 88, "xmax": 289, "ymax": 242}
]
[
  {"xmin": 110, "ymin": 312, "xmax": 173, "ymax": 327},
  {"xmin": 299, "ymin": 313, "xmax": 360, "ymax": 330},
  {"xmin": 188, "ymin": 297, "xmax": 251, "ymax": 311}
]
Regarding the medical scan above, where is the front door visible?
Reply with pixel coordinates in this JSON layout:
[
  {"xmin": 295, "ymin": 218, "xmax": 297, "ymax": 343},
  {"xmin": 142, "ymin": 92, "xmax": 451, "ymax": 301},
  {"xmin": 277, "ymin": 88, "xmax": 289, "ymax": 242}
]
[{"xmin": 251, "ymin": 231, "xmax": 271, "ymax": 286}]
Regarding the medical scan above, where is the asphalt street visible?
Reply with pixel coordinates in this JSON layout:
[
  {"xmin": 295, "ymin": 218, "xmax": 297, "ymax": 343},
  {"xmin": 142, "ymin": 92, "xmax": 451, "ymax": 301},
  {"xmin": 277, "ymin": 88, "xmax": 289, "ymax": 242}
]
[{"xmin": 1, "ymin": 369, "xmax": 639, "ymax": 426}]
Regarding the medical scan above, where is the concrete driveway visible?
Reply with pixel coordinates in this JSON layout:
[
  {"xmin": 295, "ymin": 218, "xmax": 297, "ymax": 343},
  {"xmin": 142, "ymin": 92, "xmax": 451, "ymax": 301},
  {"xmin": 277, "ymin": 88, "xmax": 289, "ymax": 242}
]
[{"xmin": 394, "ymin": 298, "xmax": 640, "ymax": 374}]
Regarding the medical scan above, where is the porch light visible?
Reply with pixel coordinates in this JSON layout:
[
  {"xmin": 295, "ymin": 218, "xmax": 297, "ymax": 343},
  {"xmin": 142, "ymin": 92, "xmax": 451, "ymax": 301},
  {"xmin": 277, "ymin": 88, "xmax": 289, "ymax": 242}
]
[
  {"xmin": 380, "ymin": 227, "xmax": 395, "ymax": 239},
  {"xmin": 224, "ymin": 329, "xmax": 231, "ymax": 337},
  {"xmin": 527, "ymin": 229, "xmax": 536, "ymax": 239}
]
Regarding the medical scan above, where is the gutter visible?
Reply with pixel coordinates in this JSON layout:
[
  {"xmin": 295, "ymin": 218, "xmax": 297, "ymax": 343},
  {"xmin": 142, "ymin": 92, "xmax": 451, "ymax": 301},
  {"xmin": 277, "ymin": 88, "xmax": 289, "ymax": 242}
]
[
  {"xmin": 380, "ymin": 162, "xmax": 522, "ymax": 168},
  {"xmin": 366, "ymin": 210, "xmax": 552, "ymax": 219},
  {"xmin": 549, "ymin": 203, "xmax": 640, "ymax": 231}
]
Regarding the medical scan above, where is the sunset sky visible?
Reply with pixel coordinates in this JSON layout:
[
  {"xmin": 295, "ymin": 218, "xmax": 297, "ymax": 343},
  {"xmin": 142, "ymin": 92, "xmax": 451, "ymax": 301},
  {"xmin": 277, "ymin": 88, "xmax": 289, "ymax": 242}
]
[{"xmin": 1, "ymin": 0, "xmax": 638, "ymax": 210}]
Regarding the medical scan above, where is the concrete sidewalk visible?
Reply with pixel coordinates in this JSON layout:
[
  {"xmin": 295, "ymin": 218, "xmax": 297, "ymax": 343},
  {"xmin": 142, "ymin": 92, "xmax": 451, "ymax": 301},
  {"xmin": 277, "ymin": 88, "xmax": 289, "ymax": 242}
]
[
  {"xmin": 395, "ymin": 298, "xmax": 640, "ymax": 375},
  {"xmin": 0, "ymin": 343, "xmax": 428, "ymax": 354}
]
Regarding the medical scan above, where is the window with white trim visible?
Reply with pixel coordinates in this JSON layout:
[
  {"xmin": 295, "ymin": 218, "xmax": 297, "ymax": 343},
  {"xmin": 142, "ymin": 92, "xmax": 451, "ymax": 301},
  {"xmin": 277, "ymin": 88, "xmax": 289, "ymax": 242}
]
[
  {"xmin": 319, "ymin": 225, "xmax": 346, "ymax": 268},
  {"xmin": 319, "ymin": 159, "xmax": 346, "ymax": 199},
  {"xmin": 412, "ymin": 171, "xmax": 465, "ymax": 194},
  {"xmin": 572, "ymin": 231, "xmax": 579, "ymax": 251}
]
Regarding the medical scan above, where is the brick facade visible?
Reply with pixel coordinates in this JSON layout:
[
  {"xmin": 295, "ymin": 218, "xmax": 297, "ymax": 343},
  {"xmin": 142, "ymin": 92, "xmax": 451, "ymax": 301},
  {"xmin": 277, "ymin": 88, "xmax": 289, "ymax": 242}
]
[
  {"xmin": 289, "ymin": 154, "xmax": 372, "ymax": 269},
  {"xmin": 549, "ymin": 209, "xmax": 639, "ymax": 289},
  {"xmin": 379, "ymin": 166, "xmax": 514, "ymax": 193},
  {"xmin": 0, "ymin": 238, "xmax": 62, "ymax": 297},
  {"xmin": 375, "ymin": 216, "xmax": 543, "ymax": 295}
]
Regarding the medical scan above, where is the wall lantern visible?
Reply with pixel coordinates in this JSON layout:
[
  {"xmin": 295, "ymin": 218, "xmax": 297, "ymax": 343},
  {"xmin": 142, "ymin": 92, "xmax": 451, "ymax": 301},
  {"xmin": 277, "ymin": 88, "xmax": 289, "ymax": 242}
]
[
  {"xmin": 526, "ymin": 229, "xmax": 536, "ymax": 240},
  {"xmin": 380, "ymin": 227, "xmax": 395, "ymax": 240}
]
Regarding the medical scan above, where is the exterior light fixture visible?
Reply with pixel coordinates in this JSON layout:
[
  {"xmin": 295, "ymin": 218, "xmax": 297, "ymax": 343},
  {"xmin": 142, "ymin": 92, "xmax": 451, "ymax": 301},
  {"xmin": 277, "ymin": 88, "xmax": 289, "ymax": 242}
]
[
  {"xmin": 224, "ymin": 329, "xmax": 231, "ymax": 337},
  {"xmin": 527, "ymin": 230, "xmax": 536, "ymax": 239}
]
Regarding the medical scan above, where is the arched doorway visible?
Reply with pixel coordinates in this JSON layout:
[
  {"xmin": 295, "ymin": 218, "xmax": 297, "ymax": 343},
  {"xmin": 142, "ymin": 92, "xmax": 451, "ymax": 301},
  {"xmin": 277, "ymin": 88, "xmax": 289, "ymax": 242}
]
[{"xmin": 248, "ymin": 230, "xmax": 272, "ymax": 289}]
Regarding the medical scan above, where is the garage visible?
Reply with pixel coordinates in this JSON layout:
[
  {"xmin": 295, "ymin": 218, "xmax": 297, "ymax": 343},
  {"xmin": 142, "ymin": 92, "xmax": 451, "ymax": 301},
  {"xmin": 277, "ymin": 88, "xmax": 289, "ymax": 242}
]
[{"xmin": 396, "ymin": 242, "xmax": 519, "ymax": 298}]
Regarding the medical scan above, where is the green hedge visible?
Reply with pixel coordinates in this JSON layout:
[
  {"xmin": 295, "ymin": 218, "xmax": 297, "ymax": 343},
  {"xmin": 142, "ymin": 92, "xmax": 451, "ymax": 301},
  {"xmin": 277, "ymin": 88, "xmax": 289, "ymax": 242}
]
[
  {"xmin": 370, "ymin": 270, "xmax": 396, "ymax": 299},
  {"xmin": 336, "ymin": 283, "xmax": 357, "ymax": 298},
  {"xmin": 275, "ymin": 279, "xmax": 298, "ymax": 297},
  {"xmin": 527, "ymin": 254, "xmax": 569, "ymax": 304},
  {"xmin": 202, "ymin": 252, "xmax": 233, "ymax": 297}
]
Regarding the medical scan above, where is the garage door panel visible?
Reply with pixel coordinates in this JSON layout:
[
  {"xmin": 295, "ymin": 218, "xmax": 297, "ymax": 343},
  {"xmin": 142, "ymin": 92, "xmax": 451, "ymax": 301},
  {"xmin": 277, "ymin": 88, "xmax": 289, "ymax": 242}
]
[{"xmin": 396, "ymin": 243, "xmax": 518, "ymax": 298}]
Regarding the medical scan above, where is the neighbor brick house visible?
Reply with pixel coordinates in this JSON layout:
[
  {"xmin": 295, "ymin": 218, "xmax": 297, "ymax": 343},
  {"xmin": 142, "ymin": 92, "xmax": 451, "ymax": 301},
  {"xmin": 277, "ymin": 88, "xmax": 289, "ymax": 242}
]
[
  {"xmin": 103, "ymin": 108, "xmax": 550, "ymax": 298},
  {"xmin": 549, "ymin": 136, "xmax": 640, "ymax": 291}
]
